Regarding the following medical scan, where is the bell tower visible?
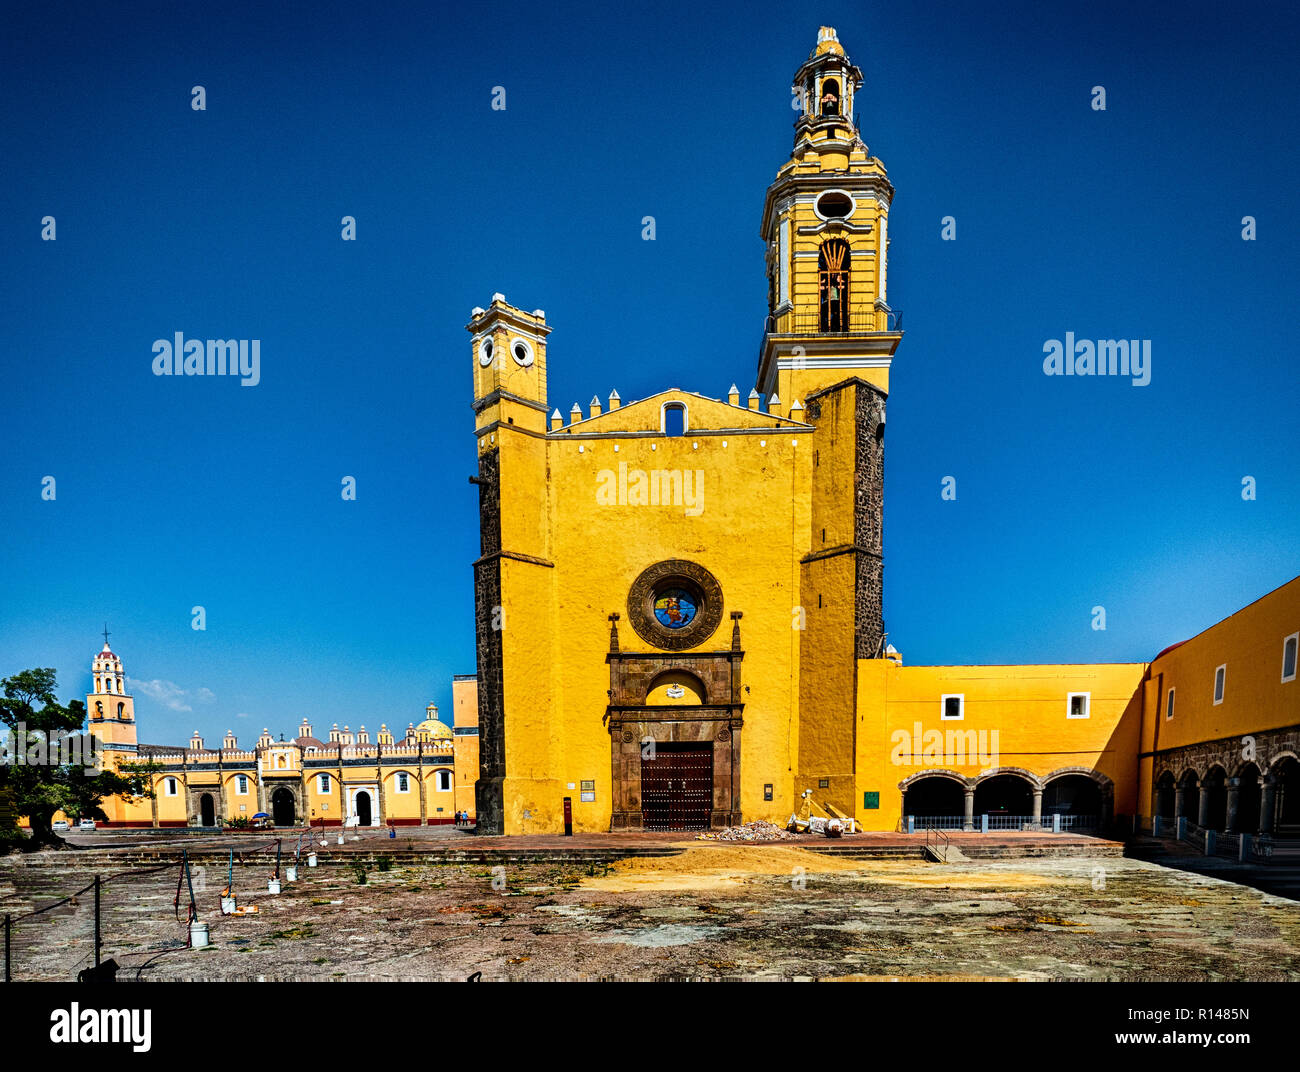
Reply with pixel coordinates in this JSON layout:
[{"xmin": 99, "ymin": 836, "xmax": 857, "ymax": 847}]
[
  {"xmin": 469, "ymin": 294, "xmax": 550, "ymax": 436},
  {"xmin": 757, "ymin": 26, "xmax": 902, "ymax": 405},
  {"xmin": 87, "ymin": 630, "xmax": 138, "ymax": 757}
]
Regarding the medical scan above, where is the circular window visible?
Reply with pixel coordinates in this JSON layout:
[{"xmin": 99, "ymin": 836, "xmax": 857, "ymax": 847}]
[
  {"xmin": 511, "ymin": 338, "xmax": 534, "ymax": 366},
  {"xmin": 815, "ymin": 191, "xmax": 854, "ymax": 219},
  {"xmin": 627, "ymin": 560, "xmax": 724, "ymax": 651},
  {"xmin": 478, "ymin": 338, "xmax": 494, "ymax": 366},
  {"xmin": 654, "ymin": 587, "xmax": 698, "ymax": 630}
]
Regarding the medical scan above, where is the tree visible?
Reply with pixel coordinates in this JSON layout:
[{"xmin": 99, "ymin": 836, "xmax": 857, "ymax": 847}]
[{"xmin": 0, "ymin": 668, "xmax": 157, "ymax": 851}]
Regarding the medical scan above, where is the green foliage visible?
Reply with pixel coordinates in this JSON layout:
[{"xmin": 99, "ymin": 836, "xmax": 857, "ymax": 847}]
[
  {"xmin": 0, "ymin": 668, "xmax": 158, "ymax": 850},
  {"xmin": 376, "ymin": 854, "xmax": 392, "ymax": 872},
  {"xmin": 352, "ymin": 864, "xmax": 368, "ymax": 885}
]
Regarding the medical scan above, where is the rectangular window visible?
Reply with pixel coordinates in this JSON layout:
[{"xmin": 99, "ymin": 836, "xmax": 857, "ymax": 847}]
[
  {"xmin": 397, "ymin": 773, "xmax": 409, "ymax": 793},
  {"xmin": 237, "ymin": 774, "xmax": 248, "ymax": 795},
  {"xmin": 1166, "ymin": 688, "xmax": 1175, "ymax": 721},
  {"xmin": 941, "ymin": 694, "xmax": 964, "ymax": 721},
  {"xmin": 1283, "ymin": 633, "xmax": 1298, "ymax": 683},
  {"xmin": 319, "ymin": 774, "xmax": 330, "ymax": 793},
  {"xmin": 165, "ymin": 778, "xmax": 177, "ymax": 796},
  {"xmin": 1213, "ymin": 664, "xmax": 1226, "ymax": 705},
  {"xmin": 436, "ymin": 770, "xmax": 452, "ymax": 792},
  {"xmin": 1067, "ymin": 692, "xmax": 1090, "ymax": 719}
]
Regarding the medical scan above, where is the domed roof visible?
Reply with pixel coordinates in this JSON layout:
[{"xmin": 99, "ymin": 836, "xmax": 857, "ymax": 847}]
[
  {"xmin": 812, "ymin": 26, "xmax": 845, "ymax": 57},
  {"xmin": 413, "ymin": 718, "xmax": 453, "ymax": 739}
]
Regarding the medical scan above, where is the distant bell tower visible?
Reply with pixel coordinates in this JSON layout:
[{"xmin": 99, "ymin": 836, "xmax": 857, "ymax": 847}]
[
  {"xmin": 87, "ymin": 630, "xmax": 138, "ymax": 757},
  {"xmin": 757, "ymin": 25, "xmax": 902, "ymax": 406}
]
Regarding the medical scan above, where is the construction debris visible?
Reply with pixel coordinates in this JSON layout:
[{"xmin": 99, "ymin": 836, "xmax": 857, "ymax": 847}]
[{"xmin": 696, "ymin": 820, "xmax": 794, "ymax": 842}]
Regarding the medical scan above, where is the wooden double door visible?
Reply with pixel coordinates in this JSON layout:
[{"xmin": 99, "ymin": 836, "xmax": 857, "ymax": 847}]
[{"xmin": 641, "ymin": 742, "xmax": 713, "ymax": 831}]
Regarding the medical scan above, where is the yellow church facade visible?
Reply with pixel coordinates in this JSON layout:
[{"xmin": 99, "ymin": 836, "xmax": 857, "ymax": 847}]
[{"xmin": 466, "ymin": 27, "xmax": 1300, "ymax": 837}]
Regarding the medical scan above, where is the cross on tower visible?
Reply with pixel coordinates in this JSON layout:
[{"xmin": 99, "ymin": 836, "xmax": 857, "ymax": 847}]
[{"xmin": 102, "ymin": 624, "xmax": 111, "ymax": 646}]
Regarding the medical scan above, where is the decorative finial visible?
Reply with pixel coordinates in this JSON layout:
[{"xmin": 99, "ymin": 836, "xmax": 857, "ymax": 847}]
[{"xmin": 102, "ymin": 623, "xmax": 111, "ymax": 646}]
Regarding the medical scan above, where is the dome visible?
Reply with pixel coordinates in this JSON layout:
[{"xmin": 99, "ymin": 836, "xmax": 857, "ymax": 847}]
[
  {"xmin": 413, "ymin": 718, "xmax": 454, "ymax": 740},
  {"xmin": 812, "ymin": 26, "xmax": 845, "ymax": 57}
]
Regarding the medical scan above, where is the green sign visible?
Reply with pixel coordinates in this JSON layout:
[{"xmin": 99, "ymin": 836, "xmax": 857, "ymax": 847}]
[{"xmin": 862, "ymin": 791, "xmax": 879, "ymax": 810}]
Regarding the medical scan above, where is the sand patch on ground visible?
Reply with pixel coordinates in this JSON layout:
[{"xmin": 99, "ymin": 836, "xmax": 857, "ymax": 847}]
[{"xmin": 581, "ymin": 843, "xmax": 1060, "ymax": 892}]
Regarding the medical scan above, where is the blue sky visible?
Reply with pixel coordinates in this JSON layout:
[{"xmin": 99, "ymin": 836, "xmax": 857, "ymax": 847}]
[{"xmin": 1, "ymin": 1, "xmax": 1297, "ymax": 745}]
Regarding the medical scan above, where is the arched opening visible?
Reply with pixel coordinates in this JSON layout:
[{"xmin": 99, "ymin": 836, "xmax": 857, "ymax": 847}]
[
  {"xmin": 1274, "ymin": 757, "xmax": 1300, "ymax": 835},
  {"xmin": 974, "ymin": 774, "xmax": 1034, "ymax": 817},
  {"xmin": 1156, "ymin": 771, "xmax": 1176, "ymax": 819},
  {"xmin": 662, "ymin": 402, "xmax": 686, "ymax": 437},
  {"xmin": 199, "ymin": 793, "xmax": 215, "ymax": 827},
  {"xmin": 818, "ymin": 239, "xmax": 851, "ymax": 332},
  {"xmin": 646, "ymin": 669, "xmax": 707, "ymax": 705},
  {"xmin": 1201, "ymin": 766, "xmax": 1228, "ymax": 831},
  {"xmin": 1234, "ymin": 764, "xmax": 1262, "ymax": 833},
  {"xmin": 1175, "ymin": 770, "xmax": 1197, "ymax": 821},
  {"xmin": 902, "ymin": 776, "xmax": 964, "ymax": 821},
  {"xmin": 271, "ymin": 787, "xmax": 295, "ymax": 827},
  {"xmin": 1043, "ymin": 774, "xmax": 1101, "ymax": 817},
  {"xmin": 355, "ymin": 790, "xmax": 373, "ymax": 827},
  {"xmin": 819, "ymin": 77, "xmax": 840, "ymax": 116}
]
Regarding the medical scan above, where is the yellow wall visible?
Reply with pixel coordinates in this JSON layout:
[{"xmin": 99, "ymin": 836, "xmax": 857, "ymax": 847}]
[{"xmin": 855, "ymin": 660, "xmax": 1148, "ymax": 831}]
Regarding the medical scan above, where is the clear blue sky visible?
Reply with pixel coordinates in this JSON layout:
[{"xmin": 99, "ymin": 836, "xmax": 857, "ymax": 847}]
[{"xmin": 1, "ymin": 1, "xmax": 1297, "ymax": 746}]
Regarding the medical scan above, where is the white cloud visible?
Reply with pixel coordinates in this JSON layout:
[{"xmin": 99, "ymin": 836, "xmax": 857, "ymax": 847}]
[{"xmin": 127, "ymin": 678, "xmax": 216, "ymax": 713}]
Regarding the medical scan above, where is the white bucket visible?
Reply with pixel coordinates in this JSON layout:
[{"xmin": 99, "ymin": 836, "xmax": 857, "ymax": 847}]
[
  {"xmin": 221, "ymin": 896, "xmax": 237, "ymax": 914},
  {"xmin": 307, "ymin": 853, "xmax": 318, "ymax": 867},
  {"xmin": 190, "ymin": 920, "xmax": 210, "ymax": 948},
  {"xmin": 337, "ymin": 835, "xmax": 344, "ymax": 845},
  {"xmin": 286, "ymin": 865, "xmax": 298, "ymax": 882},
  {"xmin": 268, "ymin": 878, "xmax": 282, "ymax": 894}
]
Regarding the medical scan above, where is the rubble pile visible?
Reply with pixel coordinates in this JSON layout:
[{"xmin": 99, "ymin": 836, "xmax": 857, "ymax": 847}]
[{"xmin": 696, "ymin": 820, "xmax": 795, "ymax": 842}]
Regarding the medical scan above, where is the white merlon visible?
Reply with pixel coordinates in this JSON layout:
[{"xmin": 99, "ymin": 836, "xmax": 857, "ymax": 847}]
[
  {"xmin": 471, "ymin": 306, "xmax": 484, "ymax": 317},
  {"xmin": 532, "ymin": 309, "xmax": 545, "ymax": 317},
  {"xmin": 491, "ymin": 292, "xmax": 506, "ymax": 303}
]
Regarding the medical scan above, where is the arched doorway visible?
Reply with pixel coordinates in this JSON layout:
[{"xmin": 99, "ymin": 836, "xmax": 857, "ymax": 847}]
[
  {"xmin": 271, "ymin": 787, "xmax": 295, "ymax": 827},
  {"xmin": 199, "ymin": 793, "xmax": 215, "ymax": 827},
  {"xmin": 355, "ymin": 790, "xmax": 372, "ymax": 827},
  {"xmin": 1234, "ymin": 764, "xmax": 1261, "ymax": 833},
  {"xmin": 1155, "ymin": 771, "xmax": 1176, "ymax": 819},
  {"xmin": 1201, "ymin": 767, "xmax": 1228, "ymax": 831},
  {"xmin": 902, "ymin": 775, "xmax": 964, "ymax": 822},
  {"xmin": 974, "ymin": 774, "xmax": 1034, "ymax": 818},
  {"xmin": 1043, "ymin": 775, "xmax": 1101, "ymax": 817},
  {"xmin": 1274, "ymin": 756, "xmax": 1300, "ymax": 835}
]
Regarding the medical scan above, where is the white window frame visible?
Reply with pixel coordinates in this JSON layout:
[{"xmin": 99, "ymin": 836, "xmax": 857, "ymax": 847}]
[
  {"xmin": 396, "ymin": 772, "xmax": 410, "ymax": 794},
  {"xmin": 940, "ymin": 694, "xmax": 964, "ymax": 721},
  {"xmin": 436, "ymin": 769, "xmax": 452, "ymax": 792},
  {"xmin": 1166, "ymin": 687, "xmax": 1175, "ymax": 721},
  {"xmin": 1066, "ymin": 691, "xmax": 1090, "ymax": 719},
  {"xmin": 318, "ymin": 774, "xmax": 330, "ymax": 793},
  {"xmin": 659, "ymin": 400, "xmax": 689, "ymax": 435},
  {"xmin": 237, "ymin": 774, "xmax": 249, "ymax": 795},
  {"xmin": 165, "ymin": 777, "xmax": 178, "ymax": 796},
  {"xmin": 1213, "ymin": 664, "xmax": 1226, "ymax": 705},
  {"xmin": 1283, "ymin": 632, "xmax": 1298, "ymax": 684}
]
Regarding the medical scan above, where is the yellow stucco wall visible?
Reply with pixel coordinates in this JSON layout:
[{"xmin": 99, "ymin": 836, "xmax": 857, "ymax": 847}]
[{"xmin": 855, "ymin": 660, "xmax": 1148, "ymax": 831}]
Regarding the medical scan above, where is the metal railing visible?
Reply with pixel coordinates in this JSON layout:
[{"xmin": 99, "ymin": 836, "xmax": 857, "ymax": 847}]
[
  {"xmin": 904, "ymin": 814, "xmax": 1099, "ymax": 833},
  {"xmin": 764, "ymin": 303, "xmax": 901, "ymax": 336}
]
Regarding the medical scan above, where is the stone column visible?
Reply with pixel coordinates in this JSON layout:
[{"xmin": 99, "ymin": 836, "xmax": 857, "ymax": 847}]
[
  {"xmin": 963, "ymin": 786, "xmax": 975, "ymax": 831},
  {"xmin": 1260, "ymin": 775, "xmax": 1277, "ymax": 836},
  {"xmin": 1197, "ymin": 786, "xmax": 1210, "ymax": 828},
  {"xmin": 1174, "ymin": 784, "xmax": 1187, "ymax": 819},
  {"xmin": 1031, "ymin": 787, "xmax": 1043, "ymax": 822},
  {"xmin": 1225, "ymin": 778, "xmax": 1240, "ymax": 833}
]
